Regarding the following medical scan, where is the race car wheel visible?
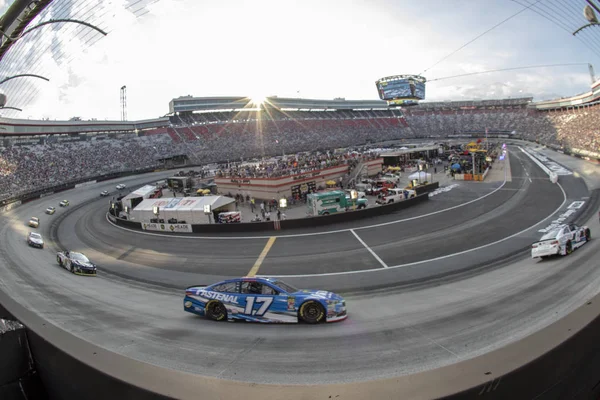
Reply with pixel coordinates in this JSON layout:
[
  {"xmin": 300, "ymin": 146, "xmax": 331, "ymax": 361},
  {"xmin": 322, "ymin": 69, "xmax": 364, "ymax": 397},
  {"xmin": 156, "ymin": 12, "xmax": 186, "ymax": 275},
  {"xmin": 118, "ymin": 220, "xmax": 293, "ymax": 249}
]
[
  {"xmin": 585, "ymin": 228, "xmax": 591, "ymax": 240},
  {"xmin": 298, "ymin": 301, "xmax": 325, "ymax": 324},
  {"xmin": 69, "ymin": 262, "xmax": 74, "ymax": 273},
  {"xmin": 565, "ymin": 240, "xmax": 572, "ymax": 255},
  {"xmin": 57, "ymin": 256, "xmax": 62, "ymax": 266},
  {"xmin": 205, "ymin": 300, "xmax": 227, "ymax": 321}
]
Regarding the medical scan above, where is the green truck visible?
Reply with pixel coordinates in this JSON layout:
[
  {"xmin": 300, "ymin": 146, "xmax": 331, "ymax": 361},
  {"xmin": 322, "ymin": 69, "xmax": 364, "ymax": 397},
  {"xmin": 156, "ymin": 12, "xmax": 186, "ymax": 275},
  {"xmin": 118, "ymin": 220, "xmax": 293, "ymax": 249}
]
[{"xmin": 307, "ymin": 190, "xmax": 368, "ymax": 216}]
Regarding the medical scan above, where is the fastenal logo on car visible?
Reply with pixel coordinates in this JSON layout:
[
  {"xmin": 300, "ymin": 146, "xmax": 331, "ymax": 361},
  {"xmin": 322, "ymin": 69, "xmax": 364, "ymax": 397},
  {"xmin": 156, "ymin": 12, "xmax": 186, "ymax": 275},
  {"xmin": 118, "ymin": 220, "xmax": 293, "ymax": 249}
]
[{"xmin": 199, "ymin": 291, "xmax": 238, "ymax": 303}]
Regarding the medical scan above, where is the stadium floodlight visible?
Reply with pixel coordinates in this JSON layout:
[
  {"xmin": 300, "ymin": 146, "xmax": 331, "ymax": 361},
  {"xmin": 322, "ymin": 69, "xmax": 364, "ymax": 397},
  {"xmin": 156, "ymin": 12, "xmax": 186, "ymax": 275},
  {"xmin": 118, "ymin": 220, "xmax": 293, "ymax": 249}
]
[
  {"xmin": 584, "ymin": 4, "xmax": 599, "ymax": 23},
  {"xmin": 574, "ymin": 4, "xmax": 600, "ymax": 35}
]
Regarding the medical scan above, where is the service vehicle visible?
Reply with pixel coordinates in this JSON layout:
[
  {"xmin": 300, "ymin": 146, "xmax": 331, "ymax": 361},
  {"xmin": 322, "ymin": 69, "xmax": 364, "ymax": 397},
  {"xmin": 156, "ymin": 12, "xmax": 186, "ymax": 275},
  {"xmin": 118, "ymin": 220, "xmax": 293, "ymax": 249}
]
[
  {"xmin": 376, "ymin": 188, "xmax": 416, "ymax": 204},
  {"xmin": 381, "ymin": 173, "xmax": 401, "ymax": 183},
  {"xmin": 307, "ymin": 190, "xmax": 367, "ymax": 216},
  {"xmin": 56, "ymin": 250, "xmax": 97, "ymax": 276},
  {"xmin": 27, "ymin": 232, "xmax": 44, "ymax": 248},
  {"xmin": 59, "ymin": 200, "xmax": 69, "ymax": 207},
  {"xmin": 531, "ymin": 223, "xmax": 591, "ymax": 259},
  {"xmin": 184, "ymin": 277, "xmax": 347, "ymax": 323},
  {"xmin": 116, "ymin": 184, "xmax": 126, "ymax": 190},
  {"xmin": 100, "ymin": 190, "xmax": 110, "ymax": 197},
  {"xmin": 45, "ymin": 206, "xmax": 56, "ymax": 215},
  {"xmin": 28, "ymin": 217, "xmax": 39, "ymax": 228},
  {"xmin": 365, "ymin": 186, "xmax": 387, "ymax": 196}
]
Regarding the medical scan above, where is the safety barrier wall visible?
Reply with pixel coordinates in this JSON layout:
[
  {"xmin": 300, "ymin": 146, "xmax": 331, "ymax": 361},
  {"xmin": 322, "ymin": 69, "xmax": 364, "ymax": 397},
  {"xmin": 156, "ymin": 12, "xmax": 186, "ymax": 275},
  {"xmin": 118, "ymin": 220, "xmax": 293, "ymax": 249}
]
[
  {"xmin": 111, "ymin": 193, "xmax": 430, "ymax": 233},
  {"xmin": 0, "ymin": 303, "xmax": 48, "ymax": 399},
  {"xmin": 414, "ymin": 181, "xmax": 439, "ymax": 196}
]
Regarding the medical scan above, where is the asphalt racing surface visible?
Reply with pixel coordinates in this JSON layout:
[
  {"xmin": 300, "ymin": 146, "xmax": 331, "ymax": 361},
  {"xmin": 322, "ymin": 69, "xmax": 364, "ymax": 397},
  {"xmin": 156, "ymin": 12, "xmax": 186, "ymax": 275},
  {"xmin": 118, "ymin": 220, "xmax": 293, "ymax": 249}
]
[
  {"xmin": 56, "ymin": 148, "xmax": 563, "ymax": 284},
  {"xmin": 1, "ymin": 146, "xmax": 599, "ymax": 387}
]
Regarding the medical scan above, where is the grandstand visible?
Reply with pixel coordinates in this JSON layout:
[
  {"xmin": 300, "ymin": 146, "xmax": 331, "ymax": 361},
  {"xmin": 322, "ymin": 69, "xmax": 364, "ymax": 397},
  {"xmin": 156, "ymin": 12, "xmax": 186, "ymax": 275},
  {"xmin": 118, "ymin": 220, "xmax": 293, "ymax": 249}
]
[{"xmin": 1, "ymin": 89, "xmax": 600, "ymax": 201}]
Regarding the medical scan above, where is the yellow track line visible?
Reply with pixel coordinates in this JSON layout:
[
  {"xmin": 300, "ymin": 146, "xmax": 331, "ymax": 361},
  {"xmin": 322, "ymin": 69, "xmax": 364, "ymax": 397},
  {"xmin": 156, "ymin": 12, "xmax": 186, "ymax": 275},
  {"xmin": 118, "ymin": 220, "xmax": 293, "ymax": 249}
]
[{"xmin": 246, "ymin": 236, "xmax": 277, "ymax": 277}]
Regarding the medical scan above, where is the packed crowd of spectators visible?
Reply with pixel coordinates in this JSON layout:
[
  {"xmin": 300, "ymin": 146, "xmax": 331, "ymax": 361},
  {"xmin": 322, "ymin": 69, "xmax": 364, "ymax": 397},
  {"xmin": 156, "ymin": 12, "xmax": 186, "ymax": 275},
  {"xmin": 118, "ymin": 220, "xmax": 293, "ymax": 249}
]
[
  {"xmin": 1, "ymin": 102, "xmax": 600, "ymax": 200},
  {"xmin": 403, "ymin": 105, "xmax": 600, "ymax": 155},
  {"xmin": 0, "ymin": 134, "xmax": 175, "ymax": 200},
  {"xmin": 215, "ymin": 151, "xmax": 379, "ymax": 179}
]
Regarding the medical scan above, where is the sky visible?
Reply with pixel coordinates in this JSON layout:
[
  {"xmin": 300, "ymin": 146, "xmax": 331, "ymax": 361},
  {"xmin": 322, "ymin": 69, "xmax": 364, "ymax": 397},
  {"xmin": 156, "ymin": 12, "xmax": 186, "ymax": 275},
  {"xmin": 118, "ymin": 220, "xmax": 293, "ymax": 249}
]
[{"xmin": 1, "ymin": 0, "xmax": 600, "ymax": 121}]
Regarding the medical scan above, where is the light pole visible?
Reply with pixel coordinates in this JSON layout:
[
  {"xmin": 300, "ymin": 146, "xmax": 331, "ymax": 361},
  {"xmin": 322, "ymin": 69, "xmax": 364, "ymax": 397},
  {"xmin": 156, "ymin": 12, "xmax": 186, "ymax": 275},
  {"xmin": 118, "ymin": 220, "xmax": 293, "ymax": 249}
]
[
  {"xmin": 279, "ymin": 198, "xmax": 287, "ymax": 219},
  {"xmin": 153, "ymin": 205, "xmax": 160, "ymax": 223}
]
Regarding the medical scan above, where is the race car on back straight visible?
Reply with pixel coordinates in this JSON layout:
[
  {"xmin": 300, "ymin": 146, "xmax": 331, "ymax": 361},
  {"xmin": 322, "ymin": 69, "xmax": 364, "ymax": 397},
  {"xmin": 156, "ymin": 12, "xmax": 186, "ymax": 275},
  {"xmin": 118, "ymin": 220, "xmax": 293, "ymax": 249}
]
[
  {"xmin": 56, "ymin": 250, "xmax": 97, "ymax": 276},
  {"xmin": 184, "ymin": 277, "xmax": 347, "ymax": 323},
  {"xmin": 531, "ymin": 223, "xmax": 591, "ymax": 259}
]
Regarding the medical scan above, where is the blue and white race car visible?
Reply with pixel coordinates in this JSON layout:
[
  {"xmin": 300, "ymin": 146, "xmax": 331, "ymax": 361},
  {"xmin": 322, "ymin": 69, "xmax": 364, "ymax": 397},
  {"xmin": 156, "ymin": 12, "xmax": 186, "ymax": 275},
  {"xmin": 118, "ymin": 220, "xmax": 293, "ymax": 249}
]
[
  {"xmin": 184, "ymin": 277, "xmax": 347, "ymax": 323},
  {"xmin": 532, "ymin": 223, "xmax": 591, "ymax": 259}
]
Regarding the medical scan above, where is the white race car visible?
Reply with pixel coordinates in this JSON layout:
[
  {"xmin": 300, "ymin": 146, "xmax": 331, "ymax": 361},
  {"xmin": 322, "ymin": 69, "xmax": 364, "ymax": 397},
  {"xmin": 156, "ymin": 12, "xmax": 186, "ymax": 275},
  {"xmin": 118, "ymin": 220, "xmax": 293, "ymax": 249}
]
[
  {"xmin": 531, "ymin": 223, "xmax": 591, "ymax": 259},
  {"xmin": 27, "ymin": 232, "xmax": 44, "ymax": 248}
]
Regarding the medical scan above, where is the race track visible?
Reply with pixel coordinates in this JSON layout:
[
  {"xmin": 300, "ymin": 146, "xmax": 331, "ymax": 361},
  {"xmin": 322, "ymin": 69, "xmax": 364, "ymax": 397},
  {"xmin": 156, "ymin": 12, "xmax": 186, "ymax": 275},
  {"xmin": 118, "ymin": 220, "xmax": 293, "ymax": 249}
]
[{"xmin": 1, "ymin": 146, "xmax": 599, "ymax": 386}]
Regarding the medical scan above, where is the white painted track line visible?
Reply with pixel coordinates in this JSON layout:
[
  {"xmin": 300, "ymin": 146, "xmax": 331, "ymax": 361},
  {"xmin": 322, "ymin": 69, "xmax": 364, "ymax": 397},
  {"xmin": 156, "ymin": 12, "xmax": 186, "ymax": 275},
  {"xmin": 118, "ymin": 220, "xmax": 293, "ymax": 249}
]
[
  {"xmin": 350, "ymin": 229, "xmax": 389, "ymax": 268},
  {"xmin": 260, "ymin": 182, "xmax": 568, "ymax": 278}
]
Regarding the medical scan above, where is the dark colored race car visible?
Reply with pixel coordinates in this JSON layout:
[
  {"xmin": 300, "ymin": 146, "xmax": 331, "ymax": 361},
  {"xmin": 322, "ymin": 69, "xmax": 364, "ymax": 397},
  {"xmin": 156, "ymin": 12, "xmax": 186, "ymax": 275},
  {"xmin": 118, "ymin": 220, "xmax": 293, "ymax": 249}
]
[
  {"xmin": 56, "ymin": 250, "xmax": 97, "ymax": 276},
  {"xmin": 184, "ymin": 277, "xmax": 347, "ymax": 323}
]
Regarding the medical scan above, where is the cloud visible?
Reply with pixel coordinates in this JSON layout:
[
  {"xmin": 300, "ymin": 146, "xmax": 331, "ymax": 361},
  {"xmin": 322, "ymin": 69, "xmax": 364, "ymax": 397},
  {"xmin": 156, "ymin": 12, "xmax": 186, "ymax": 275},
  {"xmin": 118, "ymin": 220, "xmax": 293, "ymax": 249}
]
[{"xmin": 1, "ymin": 0, "xmax": 598, "ymax": 120}]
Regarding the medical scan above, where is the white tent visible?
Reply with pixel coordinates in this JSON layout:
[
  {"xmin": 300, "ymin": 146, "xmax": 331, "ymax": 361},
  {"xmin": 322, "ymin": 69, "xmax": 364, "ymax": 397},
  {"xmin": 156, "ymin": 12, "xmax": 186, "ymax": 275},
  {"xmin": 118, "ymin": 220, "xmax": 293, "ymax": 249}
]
[
  {"xmin": 408, "ymin": 171, "xmax": 432, "ymax": 181},
  {"xmin": 129, "ymin": 196, "xmax": 235, "ymax": 224},
  {"xmin": 121, "ymin": 185, "xmax": 158, "ymax": 210}
]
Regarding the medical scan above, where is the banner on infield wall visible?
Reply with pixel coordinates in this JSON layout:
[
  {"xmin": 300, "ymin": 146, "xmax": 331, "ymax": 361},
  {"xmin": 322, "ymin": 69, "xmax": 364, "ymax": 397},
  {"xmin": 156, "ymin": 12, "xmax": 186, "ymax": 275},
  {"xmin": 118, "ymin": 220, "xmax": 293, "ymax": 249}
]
[
  {"xmin": 75, "ymin": 180, "xmax": 97, "ymax": 188},
  {"xmin": 39, "ymin": 192, "xmax": 54, "ymax": 198},
  {"xmin": 141, "ymin": 222, "xmax": 192, "ymax": 233}
]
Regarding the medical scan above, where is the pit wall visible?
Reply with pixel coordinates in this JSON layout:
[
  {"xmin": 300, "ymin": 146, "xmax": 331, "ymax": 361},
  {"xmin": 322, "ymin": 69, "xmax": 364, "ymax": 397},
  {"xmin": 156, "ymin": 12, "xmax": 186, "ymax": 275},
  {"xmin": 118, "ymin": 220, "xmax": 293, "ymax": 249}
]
[{"xmin": 110, "ymin": 192, "xmax": 431, "ymax": 234}]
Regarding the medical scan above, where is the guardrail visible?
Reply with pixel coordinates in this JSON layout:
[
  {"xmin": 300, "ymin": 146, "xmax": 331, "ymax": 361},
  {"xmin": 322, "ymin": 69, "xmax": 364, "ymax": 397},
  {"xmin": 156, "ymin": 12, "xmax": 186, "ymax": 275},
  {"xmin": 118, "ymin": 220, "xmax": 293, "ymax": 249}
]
[
  {"xmin": 111, "ymin": 193, "xmax": 431, "ymax": 233},
  {"xmin": 518, "ymin": 146, "xmax": 559, "ymax": 184}
]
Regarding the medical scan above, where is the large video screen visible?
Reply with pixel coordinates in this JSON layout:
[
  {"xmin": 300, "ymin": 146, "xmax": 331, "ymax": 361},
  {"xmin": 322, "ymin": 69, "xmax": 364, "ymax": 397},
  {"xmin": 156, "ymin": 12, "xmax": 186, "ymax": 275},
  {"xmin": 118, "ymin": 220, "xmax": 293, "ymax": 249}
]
[{"xmin": 377, "ymin": 78, "xmax": 426, "ymax": 100}]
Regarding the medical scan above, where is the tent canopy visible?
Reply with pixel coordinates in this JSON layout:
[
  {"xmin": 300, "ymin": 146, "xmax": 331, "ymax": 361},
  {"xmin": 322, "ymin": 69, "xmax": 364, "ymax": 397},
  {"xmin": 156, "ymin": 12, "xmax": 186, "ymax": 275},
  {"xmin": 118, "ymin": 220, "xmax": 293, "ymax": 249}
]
[{"xmin": 132, "ymin": 196, "xmax": 234, "ymax": 212}]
